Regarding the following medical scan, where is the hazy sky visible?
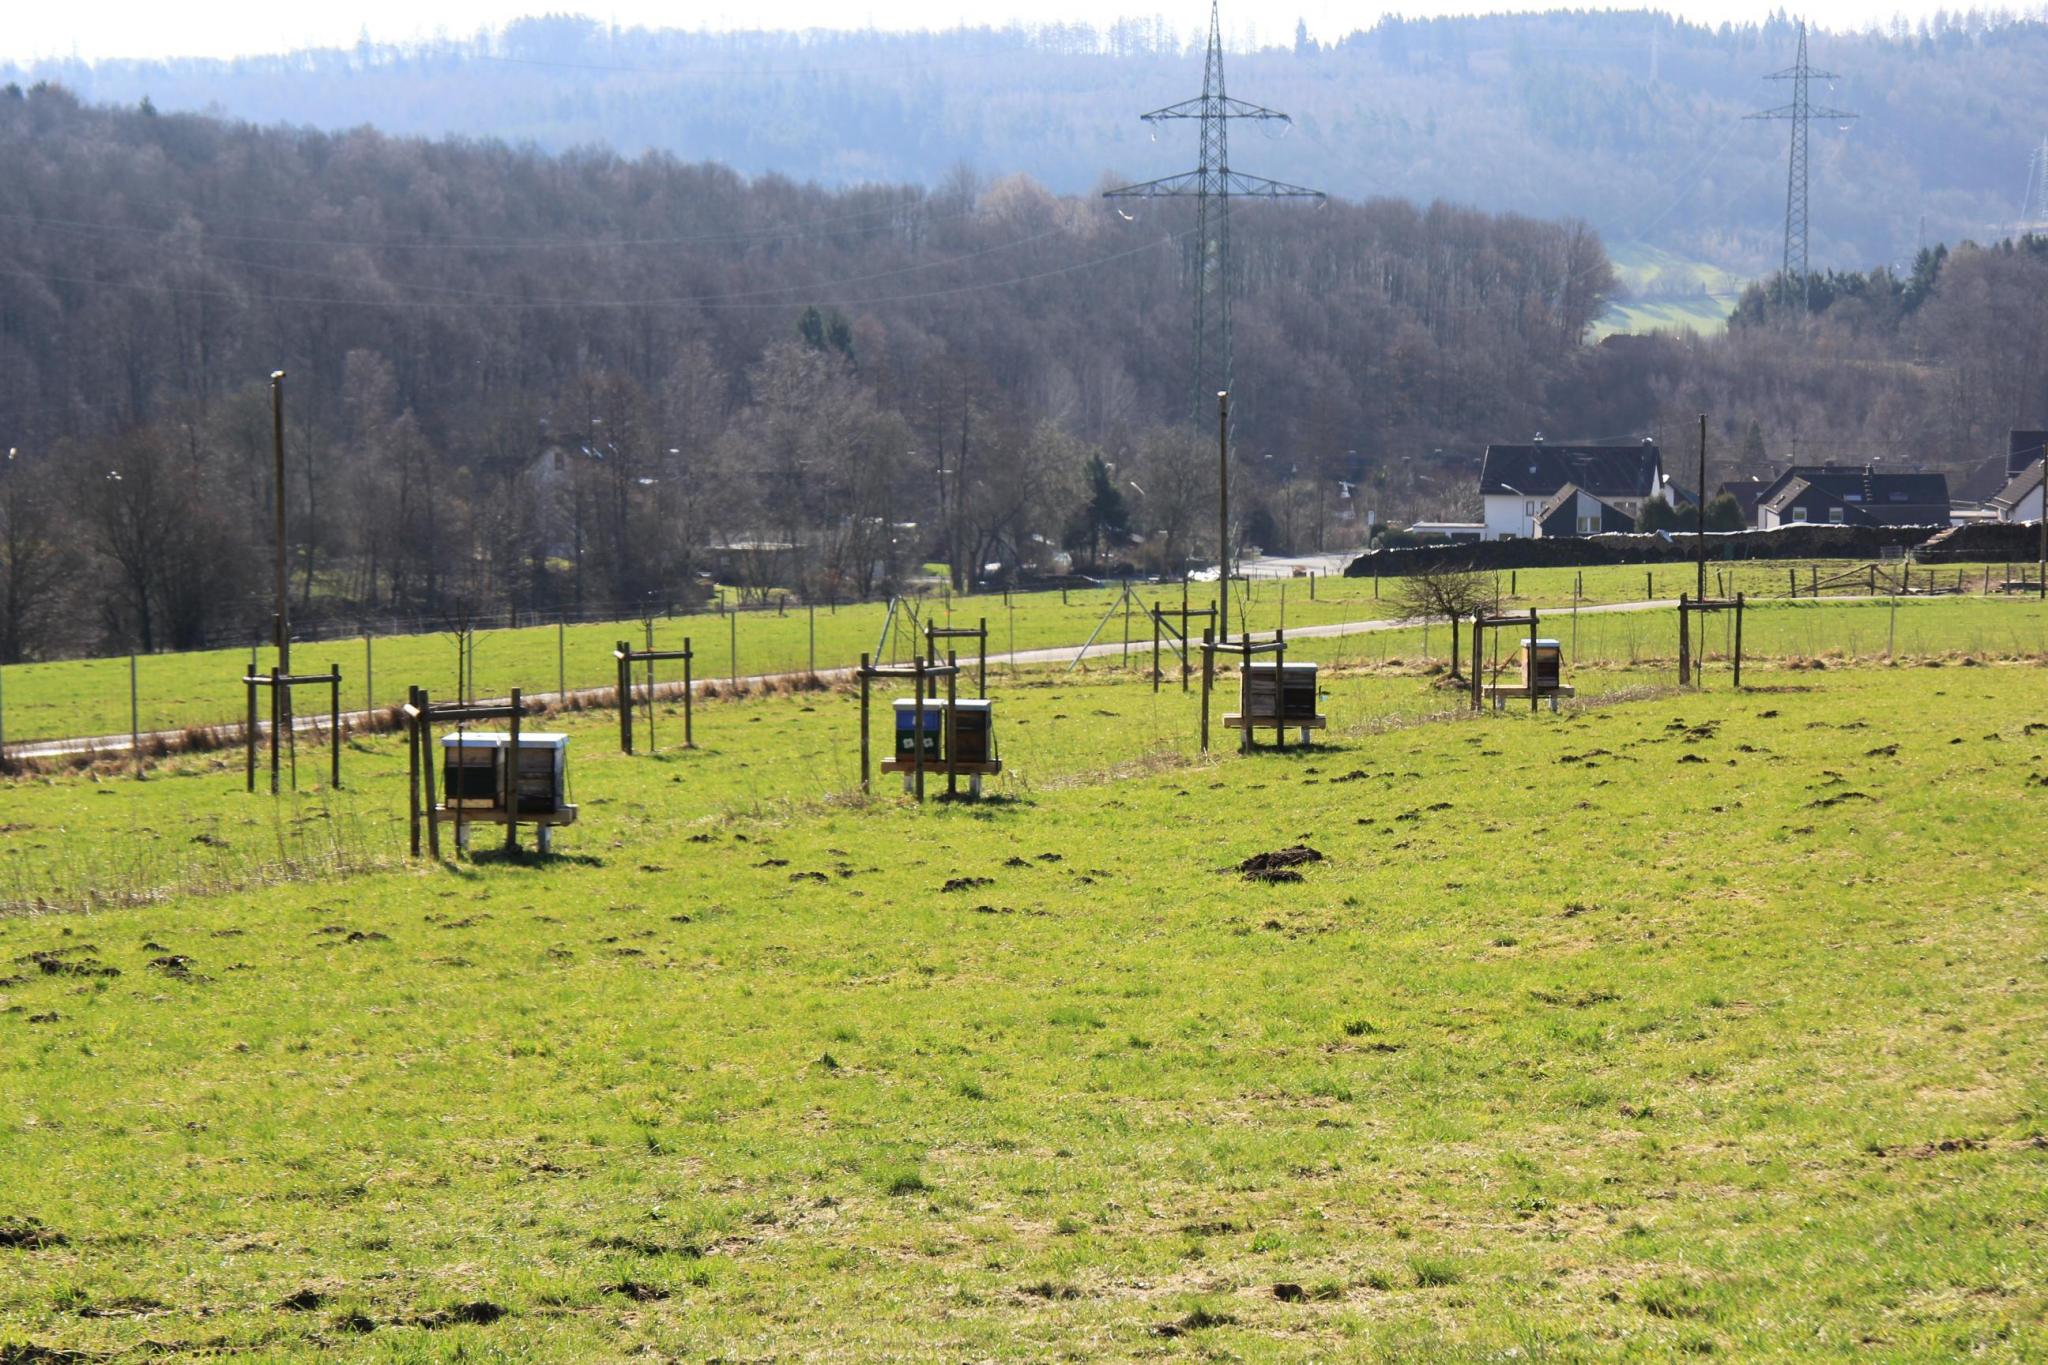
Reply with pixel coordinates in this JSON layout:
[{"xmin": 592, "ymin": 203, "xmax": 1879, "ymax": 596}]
[{"xmin": 5, "ymin": 1, "xmax": 1956, "ymax": 63}]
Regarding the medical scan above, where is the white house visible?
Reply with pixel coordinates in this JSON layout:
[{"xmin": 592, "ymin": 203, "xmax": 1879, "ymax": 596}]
[{"xmin": 1478, "ymin": 439, "xmax": 1666, "ymax": 540}]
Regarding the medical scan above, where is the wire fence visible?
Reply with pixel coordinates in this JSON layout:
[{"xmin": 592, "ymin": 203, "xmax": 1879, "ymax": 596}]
[{"xmin": 2, "ymin": 572, "xmax": 2043, "ymax": 754}]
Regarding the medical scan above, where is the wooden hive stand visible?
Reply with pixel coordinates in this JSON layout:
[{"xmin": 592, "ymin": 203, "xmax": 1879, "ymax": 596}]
[
  {"xmin": 857, "ymin": 651, "xmax": 1000, "ymax": 800},
  {"xmin": 400, "ymin": 687, "xmax": 578, "ymax": 858}
]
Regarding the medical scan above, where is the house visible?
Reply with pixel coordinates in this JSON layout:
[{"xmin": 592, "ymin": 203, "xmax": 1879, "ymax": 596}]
[
  {"xmin": 1478, "ymin": 439, "xmax": 1665, "ymax": 540},
  {"xmin": 1752, "ymin": 465, "xmax": 1950, "ymax": 529},
  {"xmin": 1536, "ymin": 484, "xmax": 1636, "ymax": 538},
  {"xmin": 1989, "ymin": 459, "xmax": 2044, "ymax": 523}
]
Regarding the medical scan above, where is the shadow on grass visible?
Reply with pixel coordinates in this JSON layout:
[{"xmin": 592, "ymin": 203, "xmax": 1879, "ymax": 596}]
[{"xmin": 444, "ymin": 848, "xmax": 607, "ymax": 870}]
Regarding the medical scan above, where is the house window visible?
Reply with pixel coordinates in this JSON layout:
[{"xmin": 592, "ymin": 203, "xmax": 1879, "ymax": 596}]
[
  {"xmin": 1578, "ymin": 514, "xmax": 1599, "ymax": 535},
  {"xmin": 1524, "ymin": 500, "xmax": 1536, "ymax": 516},
  {"xmin": 1828, "ymin": 507, "xmax": 1844, "ymax": 524},
  {"xmin": 1790, "ymin": 506, "xmax": 1807, "ymax": 522}
]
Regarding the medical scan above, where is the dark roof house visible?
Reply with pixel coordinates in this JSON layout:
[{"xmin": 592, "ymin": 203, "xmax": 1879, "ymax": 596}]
[
  {"xmin": 1479, "ymin": 441, "xmax": 1663, "ymax": 500},
  {"xmin": 1536, "ymin": 484, "xmax": 1636, "ymax": 538},
  {"xmin": 1752, "ymin": 465, "xmax": 1949, "ymax": 527}
]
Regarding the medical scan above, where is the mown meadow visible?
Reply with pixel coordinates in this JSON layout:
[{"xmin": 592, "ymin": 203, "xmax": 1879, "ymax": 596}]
[{"xmin": 0, "ymin": 625, "xmax": 2043, "ymax": 1358}]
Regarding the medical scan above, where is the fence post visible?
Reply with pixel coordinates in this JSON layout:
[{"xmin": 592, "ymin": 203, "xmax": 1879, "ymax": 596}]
[
  {"xmin": 683, "ymin": 638, "xmax": 694, "ymax": 749},
  {"xmin": 330, "ymin": 663, "xmax": 342, "ymax": 789},
  {"xmin": 130, "ymin": 653, "xmax": 142, "ymax": 780},
  {"xmin": 269, "ymin": 666, "xmax": 282, "ymax": 795},
  {"xmin": 1199, "ymin": 629, "xmax": 1213, "ymax": 754}
]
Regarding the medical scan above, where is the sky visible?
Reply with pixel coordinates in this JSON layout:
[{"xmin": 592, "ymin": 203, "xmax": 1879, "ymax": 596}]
[{"xmin": 2, "ymin": 1, "xmax": 1965, "ymax": 63}]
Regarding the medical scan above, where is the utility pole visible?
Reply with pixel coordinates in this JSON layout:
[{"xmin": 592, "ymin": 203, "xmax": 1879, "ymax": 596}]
[
  {"xmin": 1697, "ymin": 413, "xmax": 1708, "ymax": 602},
  {"xmin": 1747, "ymin": 20, "xmax": 1856, "ymax": 310},
  {"xmin": 1217, "ymin": 391, "xmax": 1231, "ymax": 640},
  {"xmin": 270, "ymin": 370, "xmax": 290, "ymax": 680},
  {"xmin": 1104, "ymin": 1, "xmax": 1323, "ymax": 426}
]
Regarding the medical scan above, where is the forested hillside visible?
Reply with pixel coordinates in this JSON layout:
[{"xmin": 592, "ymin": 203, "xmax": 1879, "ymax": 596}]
[
  {"xmin": 0, "ymin": 86, "xmax": 1614, "ymax": 658},
  {"xmin": 11, "ymin": 10, "xmax": 2048, "ymax": 272},
  {"xmin": 3, "ymin": 82, "xmax": 2045, "ymax": 667}
]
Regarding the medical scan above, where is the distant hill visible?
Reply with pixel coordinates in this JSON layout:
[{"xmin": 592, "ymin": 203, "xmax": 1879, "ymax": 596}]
[
  {"xmin": 9, "ymin": 10, "xmax": 2048, "ymax": 277},
  {"xmin": 1597, "ymin": 244, "xmax": 1746, "ymax": 337}
]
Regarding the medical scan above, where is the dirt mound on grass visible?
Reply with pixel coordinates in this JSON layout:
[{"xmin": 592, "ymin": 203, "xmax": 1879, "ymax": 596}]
[{"xmin": 1236, "ymin": 846, "xmax": 1325, "ymax": 882}]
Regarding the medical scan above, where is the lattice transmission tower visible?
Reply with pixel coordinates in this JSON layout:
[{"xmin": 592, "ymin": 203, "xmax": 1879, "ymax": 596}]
[
  {"xmin": 1747, "ymin": 19, "xmax": 1856, "ymax": 309},
  {"xmin": 1104, "ymin": 2, "xmax": 1323, "ymax": 424},
  {"xmin": 2024, "ymin": 136, "xmax": 2048, "ymax": 231}
]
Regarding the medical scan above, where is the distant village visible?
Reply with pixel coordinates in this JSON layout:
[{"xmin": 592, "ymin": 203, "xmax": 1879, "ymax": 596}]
[{"xmin": 1408, "ymin": 430, "xmax": 2045, "ymax": 544}]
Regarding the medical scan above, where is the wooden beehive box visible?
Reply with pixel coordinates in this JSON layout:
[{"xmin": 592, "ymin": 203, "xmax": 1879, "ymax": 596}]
[
  {"xmin": 1519, "ymin": 639, "xmax": 1563, "ymax": 691},
  {"xmin": 439, "ymin": 733, "xmax": 570, "ymax": 815},
  {"xmin": 892, "ymin": 699, "xmax": 943, "ymax": 760},
  {"xmin": 1240, "ymin": 662, "xmax": 1320, "ymax": 723}
]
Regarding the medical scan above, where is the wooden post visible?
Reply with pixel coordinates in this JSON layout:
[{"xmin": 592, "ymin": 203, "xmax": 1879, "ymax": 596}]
[
  {"xmin": 1240, "ymin": 631, "xmax": 1252, "ymax": 755},
  {"xmin": 130, "ymin": 653, "xmax": 141, "ymax": 780},
  {"xmin": 406, "ymin": 688, "xmax": 421, "ymax": 858},
  {"xmin": 1199, "ymin": 629, "xmax": 1213, "ymax": 754},
  {"xmin": 1181, "ymin": 579, "xmax": 1191, "ymax": 691},
  {"xmin": 245, "ymin": 672, "xmax": 258, "ymax": 792},
  {"xmin": 1152, "ymin": 606, "xmax": 1162, "ymax": 694},
  {"xmin": 1733, "ymin": 594, "xmax": 1744, "ymax": 689},
  {"xmin": 1678, "ymin": 594, "xmax": 1692, "ymax": 687},
  {"xmin": 269, "ymin": 665, "xmax": 282, "ymax": 795},
  {"xmin": 945, "ymin": 650, "xmax": 959, "ymax": 800},
  {"xmin": 419, "ymin": 689, "xmax": 439, "ymax": 861},
  {"xmin": 505, "ymin": 688, "xmax": 521, "ymax": 852},
  {"xmin": 329, "ymin": 663, "xmax": 341, "ymax": 789},
  {"xmin": 644, "ymin": 619, "xmax": 657, "ymax": 754},
  {"xmin": 912, "ymin": 654, "xmax": 927, "ymax": 802},
  {"xmin": 858, "ymin": 653, "xmax": 871, "ymax": 794},
  {"xmin": 1646, "ymin": 570, "xmax": 1653, "ymax": 601},
  {"xmin": 1274, "ymin": 629, "xmax": 1287, "ymax": 750},
  {"xmin": 683, "ymin": 638, "xmax": 694, "ymax": 748},
  {"xmin": 1470, "ymin": 618, "xmax": 1483, "ymax": 711},
  {"xmin": 616, "ymin": 643, "xmax": 633, "ymax": 754}
]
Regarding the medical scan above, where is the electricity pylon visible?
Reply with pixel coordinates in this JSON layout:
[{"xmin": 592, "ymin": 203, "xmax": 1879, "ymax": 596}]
[
  {"xmin": 1747, "ymin": 19, "xmax": 1856, "ymax": 310},
  {"xmin": 1104, "ymin": 2, "xmax": 1323, "ymax": 424},
  {"xmin": 2024, "ymin": 136, "xmax": 2048, "ymax": 231}
]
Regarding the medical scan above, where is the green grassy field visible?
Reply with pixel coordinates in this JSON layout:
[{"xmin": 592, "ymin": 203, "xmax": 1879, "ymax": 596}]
[
  {"xmin": 1, "ymin": 638, "xmax": 2043, "ymax": 1358},
  {"xmin": 2, "ymin": 561, "xmax": 2037, "ymax": 745},
  {"xmin": 1594, "ymin": 244, "xmax": 1746, "ymax": 339}
]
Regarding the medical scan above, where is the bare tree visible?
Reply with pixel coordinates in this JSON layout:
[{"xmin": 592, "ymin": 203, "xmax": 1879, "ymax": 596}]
[{"xmin": 1388, "ymin": 563, "xmax": 1487, "ymax": 681}]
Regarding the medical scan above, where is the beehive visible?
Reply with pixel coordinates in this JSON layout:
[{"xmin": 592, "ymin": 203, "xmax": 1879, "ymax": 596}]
[
  {"xmin": 1240, "ymin": 661, "xmax": 1320, "ymax": 724},
  {"xmin": 440, "ymin": 732, "xmax": 570, "ymax": 815},
  {"xmin": 892, "ymin": 699, "xmax": 944, "ymax": 760},
  {"xmin": 1519, "ymin": 639, "xmax": 1563, "ymax": 691}
]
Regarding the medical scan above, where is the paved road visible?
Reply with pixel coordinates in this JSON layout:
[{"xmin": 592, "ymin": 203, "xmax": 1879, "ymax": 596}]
[{"xmin": 6, "ymin": 594, "xmax": 1693, "ymax": 761}]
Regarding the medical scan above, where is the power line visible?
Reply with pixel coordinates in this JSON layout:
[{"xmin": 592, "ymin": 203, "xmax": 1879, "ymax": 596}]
[{"xmin": 1747, "ymin": 18, "xmax": 1856, "ymax": 310}]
